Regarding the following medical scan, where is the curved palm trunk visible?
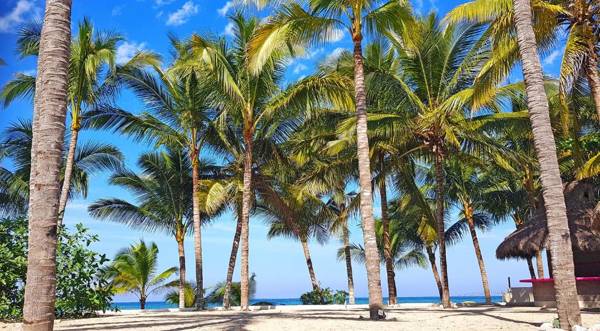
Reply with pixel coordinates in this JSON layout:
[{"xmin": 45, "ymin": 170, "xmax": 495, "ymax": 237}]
[
  {"xmin": 379, "ymin": 172, "xmax": 396, "ymax": 305},
  {"xmin": 342, "ymin": 219, "xmax": 355, "ymax": 305},
  {"xmin": 223, "ymin": 205, "xmax": 243, "ymax": 309},
  {"xmin": 426, "ymin": 246, "xmax": 444, "ymax": 300},
  {"xmin": 526, "ymin": 257, "xmax": 537, "ymax": 278},
  {"xmin": 177, "ymin": 235, "xmax": 186, "ymax": 309},
  {"xmin": 57, "ymin": 125, "xmax": 79, "ymax": 224},
  {"xmin": 464, "ymin": 206, "xmax": 491, "ymax": 305},
  {"xmin": 513, "ymin": 0, "xmax": 581, "ymax": 327},
  {"xmin": 433, "ymin": 153, "xmax": 451, "ymax": 308},
  {"xmin": 22, "ymin": 1, "xmax": 72, "ymax": 330},
  {"xmin": 353, "ymin": 36, "xmax": 384, "ymax": 320},
  {"xmin": 535, "ymin": 250, "xmax": 545, "ymax": 278},
  {"xmin": 240, "ymin": 135, "xmax": 253, "ymax": 311},
  {"xmin": 190, "ymin": 145, "xmax": 204, "ymax": 309},
  {"xmin": 586, "ymin": 44, "xmax": 600, "ymax": 121},
  {"xmin": 300, "ymin": 238, "xmax": 319, "ymax": 290}
]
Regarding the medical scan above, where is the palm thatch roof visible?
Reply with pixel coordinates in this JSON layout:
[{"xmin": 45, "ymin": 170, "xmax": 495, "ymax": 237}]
[{"xmin": 496, "ymin": 181, "xmax": 600, "ymax": 260}]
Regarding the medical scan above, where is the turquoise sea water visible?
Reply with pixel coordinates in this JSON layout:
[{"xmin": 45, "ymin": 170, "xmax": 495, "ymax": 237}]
[{"xmin": 113, "ymin": 296, "xmax": 502, "ymax": 310}]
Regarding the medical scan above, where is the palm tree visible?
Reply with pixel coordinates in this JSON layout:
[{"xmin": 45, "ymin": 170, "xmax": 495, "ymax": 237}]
[
  {"xmin": 248, "ymin": 1, "xmax": 414, "ymax": 317},
  {"xmin": 87, "ymin": 44, "xmax": 216, "ymax": 308},
  {"xmin": 89, "ymin": 148, "xmax": 195, "ymax": 309},
  {"xmin": 21, "ymin": 1, "xmax": 72, "ymax": 329},
  {"xmin": 0, "ymin": 120, "xmax": 123, "ymax": 218},
  {"xmin": 377, "ymin": 14, "xmax": 528, "ymax": 307},
  {"xmin": 206, "ymin": 273, "xmax": 257, "ymax": 306},
  {"xmin": 165, "ymin": 281, "xmax": 197, "ymax": 308},
  {"xmin": 446, "ymin": 0, "xmax": 600, "ymax": 121},
  {"xmin": 391, "ymin": 159, "xmax": 446, "ymax": 301},
  {"xmin": 111, "ymin": 240, "xmax": 177, "ymax": 309},
  {"xmin": 512, "ymin": 0, "xmax": 581, "ymax": 327},
  {"xmin": 1, "ymin": 19, "xmax": 121, "ymax": 223},
  {"xmin": 325, "ymin": 190, "xmax": 359, "ymax": 305},
  {"xmin": 444, "ymin": 159, "xmax": 499, "ymax": 305},
  {"xmin": 187, "ymin": 13, "xmax": 351, "ymax": 310},
  {"xmin": 258, "ymin": 179, "xmax": 331, "ymax": 291}
]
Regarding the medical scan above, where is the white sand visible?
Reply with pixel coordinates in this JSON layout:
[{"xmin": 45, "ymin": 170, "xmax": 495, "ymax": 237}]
[{"xmin": 3, "ymin": 304, "xmax": 600, "ymax": 330}]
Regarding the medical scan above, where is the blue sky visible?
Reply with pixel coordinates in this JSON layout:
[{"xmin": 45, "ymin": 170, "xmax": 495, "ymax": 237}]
[{"xmin": 0, "ymin": 0, "xmax": 566, "ymax": 302}]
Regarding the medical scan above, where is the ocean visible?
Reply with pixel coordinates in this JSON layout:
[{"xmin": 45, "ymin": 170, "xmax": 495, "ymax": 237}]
[{"xmin": 113, "ymin": 296, "xmax": 503, "ymax": 310}]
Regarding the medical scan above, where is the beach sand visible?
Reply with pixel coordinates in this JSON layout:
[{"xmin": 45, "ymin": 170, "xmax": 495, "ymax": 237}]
[{"xmin": 3, "ymin": 304, "xmax": 600, "ymax": 330}]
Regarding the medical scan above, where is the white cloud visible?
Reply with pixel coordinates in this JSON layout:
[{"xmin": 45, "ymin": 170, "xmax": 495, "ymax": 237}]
[
  {"xmin": 166, "ymin": 1, "xmax": 199, "ymax": 26},
  {"xmin": 300, "ymin": 47, "xmax": 324, "ymax": 60},
  {"xmin": 116, "ymin": 41, "xmax": 147, "ymax": 64},
  {"xmin": 0, "ymin": 0, "xmax": 39, "ymax": 33},
  {"xmin": 325, "ymin": 47, "xmax": 346, "ymax": 63},
  {"xmin": 293, "ymin": 63, "xmax": 307, "ymax": 74},
  {"xmin": 223, "ymin": 22, "xmax": 235, "ymax": 36},
  {"xmin": 543, "ymin": 49, "xmax": 561, "ymax": 65},
  {"xmin": 413, "ymin": 0, "xmax": 424, "ymax": 14},
  {"xmin": 327, "ymin": 28, "xmax": 345, "ymax": 43},
  {"xmin": 112, "ymin": 5, "xmax": 124, "ymax": 16},
  {"xmin": 155, "ymin": 0, "xmax": 175, "ymax": 6},
  {"xmin": 218, "ymin": 1, "xmax": 234, "ymax": 16}
]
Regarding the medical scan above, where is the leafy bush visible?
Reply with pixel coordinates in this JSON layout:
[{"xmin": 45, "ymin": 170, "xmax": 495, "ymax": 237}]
[
  {"xmin": 205, "ymin": 273, "xmax": 257, "ymax": 306},
  {"xmin": 54, "ymin": 224, "xmax": 114, "ymax": 318},
  {"xmin": 0, "ymin": 219, "xmax": 114, "ymax": 321},
  {"xmin": 300, "ymin": 288, "xmax": 348, "ymax": 305},
  {"xmin": 0, "ymin": 218, "xmax": 27, "ymax": 320}
]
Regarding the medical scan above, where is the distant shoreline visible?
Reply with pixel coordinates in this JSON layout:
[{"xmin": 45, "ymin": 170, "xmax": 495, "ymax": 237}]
[{"xmin": 112, "ymin": 295, "xmax": 503, "ymax": 310}]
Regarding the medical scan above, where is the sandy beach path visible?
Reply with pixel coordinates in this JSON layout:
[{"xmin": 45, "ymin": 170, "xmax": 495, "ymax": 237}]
[{"xmin": 3, "ymin": 305, "xmax": 600, "ymax": 330}]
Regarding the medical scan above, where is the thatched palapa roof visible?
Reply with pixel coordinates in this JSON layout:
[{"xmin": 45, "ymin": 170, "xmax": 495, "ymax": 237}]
[{"xmin": 496, "ymin": 181, "xmax": 600, "ymax": 260}]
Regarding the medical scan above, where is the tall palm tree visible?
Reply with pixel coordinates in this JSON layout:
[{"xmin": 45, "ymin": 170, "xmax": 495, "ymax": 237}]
[
  {"xmin": 326, "ymin": 189, "xmax": 359, "ymax": 304},
  {"xmin": 87, "ymin": 44, "xmax": 216, "ymax": 308},
  {"xmin": 0, "ymin": 120, "xmax": 123, "ymax": 218},
  {"xmin": 89, "ymin": 148, "xmax": 196, "ymax": 309},
  {"xmin": 21, "ymin": 1, "xmax": 72, "ymax": 329},
  {"xmin": 188, "ymin": 13, "xmax": 351, "ymax": 310},
  {"xmin": 444, "ymin": 159, "xmax": 499, "ymax": 305},
  {"xmin": 376, "ymin": 14, "xmax": 528, "ymax": 307},
  {"xmin": 391, "ymin": 165, "xmax": 445, "ymax": 301},
  {"xmin": 512, "ymin": 0, "xmax": 581, "ymax": 327},
  {"xmin": 248, "ymin": 1, "xmax": 414, "ymax": 317},
  {"xmin": 1, "ymin": 19, "xmax": 122, "ymax": 223},
  {"xmin": 446, "ymin": 0, "xmax": 600, "ymax": 121},
  {"xmin": 258, "ymin": 178, "xmax": 331, "ymax": 291},
  {"xmin": 111, "ymin": 240, "xmax": 177, "ymax": 309}
]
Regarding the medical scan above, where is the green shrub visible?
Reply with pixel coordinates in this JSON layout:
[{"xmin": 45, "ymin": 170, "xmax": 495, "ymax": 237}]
[
  {"xmin": 0, "ymin": 219, "xmax": 114, "ymax": 321},
  {"xmin": 300, "ymin": 288, "xmax": 348, "ymax": 305}
]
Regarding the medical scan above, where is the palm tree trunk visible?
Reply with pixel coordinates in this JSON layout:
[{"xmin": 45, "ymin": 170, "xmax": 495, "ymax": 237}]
[
  {"xmin": 240, "ymin": 134, "xmax": 253, "ymax": 311},
  {"xmin": 586, "ymin": 43, "xmax": 600, "ymax": 121},
  {"xmin": 526, "ymin": 257, "xmax": 537, "ymax": 279},
  {"xmin": 379, "ymin": 167, "xmax": 396, "ymax": 305},
  {"xmin": 57, "ymin": 125, "xmax": 79, "ymax": 224},
  {"xmin": 343, "ymin": 216, "xmax": 355, "ymax": 305},
  {"xmin": 22, "ymin": 1, "xmax": 72, "ymax": 330},
  {"xmin": 140, "ymin": 296, "xmax": 146, "ymax": 310},
  {"xmin": 190, "ymin": 145, "xmax": 204, "ymax": 309},
  {"xmin": 300, "ymin": 238, "xmax": 319, "ymax": 290},
  {"xmin": 465, "ymin": 208, "xmax": 491, "ymax": 305},
  {"xmin": 513, "ymin": 0, "xmax": 581, "ymax": 327},
  {"xmin": 535, "ymin": 250, "xmax": 545, "ymax": 278},
  {"xmin": 433, "ymin": 152, "xmax": 451, "ymax": 308},
  {"xmin": 177, "ymin": 235, "xmax": 186, "ymax": 309},
  {"xmin": 223, "ymin": 205, "xmax": 243, "ymax": 309},
  {"xmin": 547, "ymin": 249, "xmax": 554, "ymax": 278},
  {"xmin": 353, "ymin": 35, "xmax": 384, "ymax": 320},
  {"xmin": 426, "ymin": 246, "xmax": 443, "ymax": 300}
]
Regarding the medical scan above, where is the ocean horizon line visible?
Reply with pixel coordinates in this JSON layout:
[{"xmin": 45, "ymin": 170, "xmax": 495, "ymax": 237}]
[{"xmin": 112, "ymin": 295, "xmax": 503, "ymax": 310}]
